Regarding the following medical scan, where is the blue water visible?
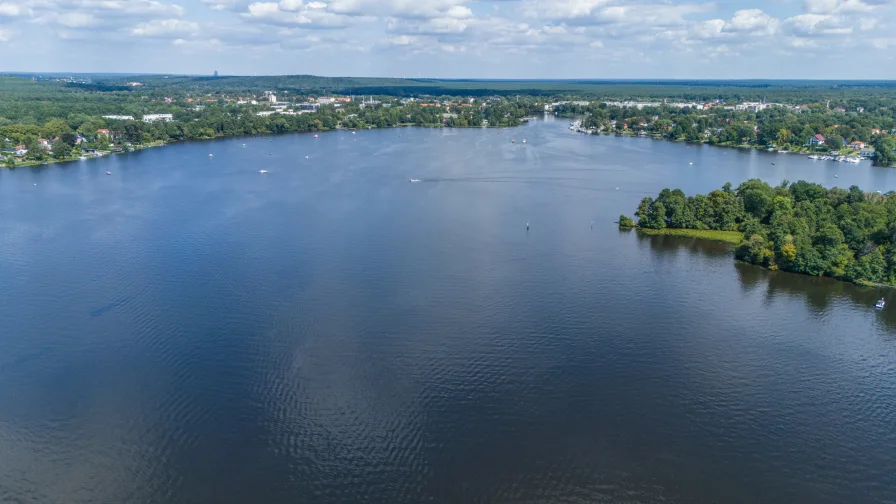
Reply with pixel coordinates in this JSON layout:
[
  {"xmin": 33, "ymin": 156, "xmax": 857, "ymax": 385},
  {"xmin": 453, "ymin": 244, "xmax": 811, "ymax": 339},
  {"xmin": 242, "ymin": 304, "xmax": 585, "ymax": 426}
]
[{"xmin": 1, "ymin": 118, "xmax": 895, "ymax": 503}]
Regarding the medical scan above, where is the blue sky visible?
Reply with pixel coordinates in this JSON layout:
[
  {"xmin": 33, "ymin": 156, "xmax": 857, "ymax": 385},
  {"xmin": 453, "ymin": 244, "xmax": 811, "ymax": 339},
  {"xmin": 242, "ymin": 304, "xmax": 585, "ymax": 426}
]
[{"xmin": 1, "ymin": 0, "xmax": 894, "ymax": 78}]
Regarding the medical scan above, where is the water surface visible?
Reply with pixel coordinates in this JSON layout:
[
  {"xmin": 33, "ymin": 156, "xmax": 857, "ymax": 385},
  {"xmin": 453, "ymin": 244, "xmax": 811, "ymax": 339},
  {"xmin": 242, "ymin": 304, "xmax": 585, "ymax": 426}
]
[{"xmin": 1, "ymin": 118, "xmax": 895, "ymax": 503}]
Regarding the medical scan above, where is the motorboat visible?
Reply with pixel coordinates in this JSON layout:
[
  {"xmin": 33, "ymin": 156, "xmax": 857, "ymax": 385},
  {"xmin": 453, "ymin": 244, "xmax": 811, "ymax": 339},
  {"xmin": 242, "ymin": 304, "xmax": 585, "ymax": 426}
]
[
  {"xmin": 314, "ymin": 134, "xmax": 319, "ymax": 139},
  {"xmin": 105, "ymin": 171, "xmax": 111, "ymax": 175},
  {"xmin": 808, "ymin": 155, "xmax": 819, "ymax": 160},
  {"xmin": 876, "ymin": 298, "xmax": 886, "ymax": 309},
  {"xmin": 208, "ymin": 153, "xmax": 213, "ymax": 157},
  {"xmin": 522, "ymin": 139, "xmax": 527, "ymax": 144},
  {"xmin": 259, "ymin": 169, "xmax": 268, "ymax": 174}
]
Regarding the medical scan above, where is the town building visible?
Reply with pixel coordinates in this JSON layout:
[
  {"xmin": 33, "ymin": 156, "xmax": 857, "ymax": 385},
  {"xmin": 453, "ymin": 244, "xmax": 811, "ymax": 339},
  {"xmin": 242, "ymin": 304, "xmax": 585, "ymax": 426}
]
[{"xmin": 143, "ymin": 114, "xmax": 174, "ymax": 122}]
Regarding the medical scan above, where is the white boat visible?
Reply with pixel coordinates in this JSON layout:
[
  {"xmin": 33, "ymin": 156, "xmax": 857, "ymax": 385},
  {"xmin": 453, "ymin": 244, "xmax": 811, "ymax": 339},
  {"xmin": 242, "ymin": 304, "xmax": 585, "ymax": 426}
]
[
  {"xmin": 847, "ymin": 157, "xmax": 861, "ymax": 163},
  {"xmin": 876, "ymin": 298, "xmax": 886, "ymax": 309},
  {"xmin": 808, "ymin": 155, "xmax": 819, "ymax": 160},
  {"xmin": 105, "ymin": 171, "xmax": 111, "ymax": 175},
  {"xmin": 208, "ymin": 153, "xmax": 213, "ymax": 157},
  {"xmin": 409, "ymin": 178, "xmax": 421, "ymax": 183},
  {"xmin": 522, "ymin": 139, "xmax": 527, "ymax": 144},
  {"xmin": 259, "ymin": 170, "xmax": 268, "ymax": 174}
]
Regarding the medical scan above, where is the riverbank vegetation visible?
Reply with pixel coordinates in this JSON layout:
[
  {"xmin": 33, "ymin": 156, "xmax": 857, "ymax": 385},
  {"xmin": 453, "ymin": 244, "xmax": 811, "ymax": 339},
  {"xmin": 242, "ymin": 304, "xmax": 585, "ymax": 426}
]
[
  {"xmin": 3, "ymin": 74, "xmax": 896, "ymax": 167},
  {"xmin": 559, "ymin": 102, "xmax": 896, "ymax": 166},
  {"xmin": 626, "ymin": 181, "xmax": 896, "ymax": 286},
  {"xmin": 635, "ymin": 227, "xmax": 744, "ymax": 244}
]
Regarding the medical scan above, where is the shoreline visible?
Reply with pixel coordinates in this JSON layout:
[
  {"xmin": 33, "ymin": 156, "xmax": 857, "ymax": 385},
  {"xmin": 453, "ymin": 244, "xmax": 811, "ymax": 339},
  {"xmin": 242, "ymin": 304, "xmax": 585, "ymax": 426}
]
[
  {"xmin": 2, "ymin": 122, "xmax": 527, "ymax": 169},
  {"xmin": 630, "ymin": 227, "xmax": 744, "ymax": 244}
]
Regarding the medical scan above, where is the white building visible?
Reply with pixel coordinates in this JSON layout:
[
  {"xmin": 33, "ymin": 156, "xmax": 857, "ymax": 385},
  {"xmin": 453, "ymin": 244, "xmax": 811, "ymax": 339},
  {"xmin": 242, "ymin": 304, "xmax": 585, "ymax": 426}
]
[
  {"xmin": 143, "ymin": 114, "xmax": 174, "ymax": 123},
  {"xmin": 103, "ymin": 115, "xmax": 135, "ymax": 120}
]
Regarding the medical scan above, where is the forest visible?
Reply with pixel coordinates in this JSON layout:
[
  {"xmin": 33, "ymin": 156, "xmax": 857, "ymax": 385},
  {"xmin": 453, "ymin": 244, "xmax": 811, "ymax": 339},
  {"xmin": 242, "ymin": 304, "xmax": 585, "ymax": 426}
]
[{"xmin": 628, "ymin": 181, "xmax": 896, "ymax": 286}]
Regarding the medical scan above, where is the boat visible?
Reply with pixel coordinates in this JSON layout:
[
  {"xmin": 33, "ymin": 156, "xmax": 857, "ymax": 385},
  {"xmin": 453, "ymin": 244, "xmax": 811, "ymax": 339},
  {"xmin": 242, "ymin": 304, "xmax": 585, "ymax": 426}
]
[
  {"xmin": 259, "ymin": 169, "xmax": 268, "ymax": 174},
  {"xmin": 876, "ymin": 298, "xmax": 886, "ymax": 309},
  {"xmin": 522, "ymin": 139, "xmax": 527, "ymax": 144},
  {"xmin": 79, "ymin": 156, "xmax": 87, "ymax": 160},
  {"xmin": 208, "ymin": 153, "xmax": 213, "ymax": 157},
  {"xmin": 313, "ymin": 134, "xmax": 319, "ymax": 139},
  {"xmin": 105, "ymin": 171, "xmax": 111, "ymax": 175},
  {"xmin": 511, "ymin": 139, "xmax": 515, "ymax": 144},
  {"xmin": 242, "ymin": 144, "xmax": 246, "ymax": 147},
  {"xmin": 688, "ymin": 162, "xmax": 693, "ymax": 165},
  {"xmin": 409, "ymin": 178, "xmax": 421, "ymax": 183},
  {"xmin": 808, "ymin": 155, "xmax": 819, "ymax": 160},
  {"xmin": 834, "ymin": 174, "xmax": 839, "ymax": 178}
]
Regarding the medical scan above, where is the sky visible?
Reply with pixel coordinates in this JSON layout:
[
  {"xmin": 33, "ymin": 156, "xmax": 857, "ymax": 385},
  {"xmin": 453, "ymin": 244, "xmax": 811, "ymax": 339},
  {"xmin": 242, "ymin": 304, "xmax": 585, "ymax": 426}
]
[{"xmin": 1, "ymin": 0, "xmax": 895, "ymax": 79}]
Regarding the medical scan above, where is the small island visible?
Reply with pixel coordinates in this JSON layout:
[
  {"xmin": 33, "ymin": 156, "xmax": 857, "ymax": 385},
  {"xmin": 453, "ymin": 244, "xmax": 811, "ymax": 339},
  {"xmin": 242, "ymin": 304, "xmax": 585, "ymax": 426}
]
[{"xmin": 622, "ymin": 180, "xmax": 896, "ymax": 286}]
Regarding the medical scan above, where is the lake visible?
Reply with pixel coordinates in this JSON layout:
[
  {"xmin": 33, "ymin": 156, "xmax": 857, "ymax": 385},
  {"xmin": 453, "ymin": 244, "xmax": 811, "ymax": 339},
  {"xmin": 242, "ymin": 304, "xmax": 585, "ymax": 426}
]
[{"xmin": 2, "ymin": 117, "xmax": 896, "ymax": 503}]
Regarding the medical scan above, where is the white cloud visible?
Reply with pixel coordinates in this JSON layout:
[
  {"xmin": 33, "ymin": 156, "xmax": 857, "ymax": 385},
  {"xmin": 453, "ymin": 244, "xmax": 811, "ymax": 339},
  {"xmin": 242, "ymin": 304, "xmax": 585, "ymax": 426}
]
[
  {"xmin": 0, "ymin": 27, "xmax": 11, "ymax": 40},
  {"xmin": 723, "ymin": 9, "xmax": 779, "ymax": 35},
  {"xmin": 522, "ymin": 0, "xmax": 611, "ymax": 20},
  {"xmin": 327, "ymin": 0, "xmax": 471, "ymax": 19},
  {"xmin": 241, "ymin": 1, "xmax": 357, "ymax": 27},
  {"xmin": 132, "ymin": 18, "xmax": 200, "ymax": 37},
  {"xmin": 0, "ymin": 2, "xmax": 24, "ymax": 17},
  {"xmin": 53, "ymin": 0, "xmax": 184, "ymax": 18},
  {"xmin": 783, "ymin": 13, "xmax": 853, "ymax": 36}
]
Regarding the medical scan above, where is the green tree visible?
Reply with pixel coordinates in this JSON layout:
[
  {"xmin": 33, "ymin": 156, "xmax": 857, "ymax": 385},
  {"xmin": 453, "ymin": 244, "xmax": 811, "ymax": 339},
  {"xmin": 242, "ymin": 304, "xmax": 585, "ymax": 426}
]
[{"xmin": 51, "ymin": 139, "xmax": 72, "ymax": 159}]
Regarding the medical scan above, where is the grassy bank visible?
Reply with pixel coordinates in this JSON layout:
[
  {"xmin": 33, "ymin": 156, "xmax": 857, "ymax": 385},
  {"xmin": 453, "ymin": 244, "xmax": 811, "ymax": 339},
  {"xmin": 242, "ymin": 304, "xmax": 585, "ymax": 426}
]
[{"xmin": 636, "ymin": 227, "xmax": 743, "ymax": 244}]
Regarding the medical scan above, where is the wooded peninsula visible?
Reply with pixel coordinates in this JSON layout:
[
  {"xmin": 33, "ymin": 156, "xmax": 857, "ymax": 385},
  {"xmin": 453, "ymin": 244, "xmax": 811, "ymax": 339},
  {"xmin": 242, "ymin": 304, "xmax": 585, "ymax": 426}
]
[
  {"xmin": 2, "ymin": 74, "xmax": 896, "ymax": 167},
  {"xmin": 622, "ymin": 181, "xmax": 896, "ymax": 286}
]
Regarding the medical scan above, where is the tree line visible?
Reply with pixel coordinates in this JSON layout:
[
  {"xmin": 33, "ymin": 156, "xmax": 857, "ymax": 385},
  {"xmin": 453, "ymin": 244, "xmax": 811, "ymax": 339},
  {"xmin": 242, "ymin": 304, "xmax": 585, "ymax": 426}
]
[{"xmin": 629, "ymin": 181, "xmax": 896, "ymax": 286}]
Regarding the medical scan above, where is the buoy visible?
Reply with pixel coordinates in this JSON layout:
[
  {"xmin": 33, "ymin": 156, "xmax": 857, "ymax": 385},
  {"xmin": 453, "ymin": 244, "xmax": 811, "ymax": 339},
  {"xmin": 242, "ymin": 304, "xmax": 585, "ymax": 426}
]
[
  {"xmin": 526, "ymin": 222, "xmax": 529, "ymax": 230},
  {"xmin": 314, "ymin": 134, "xmax": 319, "ymax": 139}
]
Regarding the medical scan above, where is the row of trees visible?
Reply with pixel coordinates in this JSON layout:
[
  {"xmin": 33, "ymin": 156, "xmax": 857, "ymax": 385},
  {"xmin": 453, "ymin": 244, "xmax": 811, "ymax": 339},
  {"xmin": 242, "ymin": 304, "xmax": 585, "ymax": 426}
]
[
  {"xmin": 1, "ymin": 98, "xmax": 540, "ymax": 164},
  {"xmin": 559, "ymin": 102, "xmax": 896, "ymax": 166},
  {"xmin": 631, "ymin": 180, "xmax": 896, "ymax": 285}
]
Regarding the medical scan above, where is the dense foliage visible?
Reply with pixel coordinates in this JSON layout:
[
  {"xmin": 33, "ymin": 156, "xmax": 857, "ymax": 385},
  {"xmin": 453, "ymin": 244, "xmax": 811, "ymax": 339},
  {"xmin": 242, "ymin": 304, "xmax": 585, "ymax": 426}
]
[{"xmin": 632, "ymin": 181, "xmax": 896, "ymax": 286}]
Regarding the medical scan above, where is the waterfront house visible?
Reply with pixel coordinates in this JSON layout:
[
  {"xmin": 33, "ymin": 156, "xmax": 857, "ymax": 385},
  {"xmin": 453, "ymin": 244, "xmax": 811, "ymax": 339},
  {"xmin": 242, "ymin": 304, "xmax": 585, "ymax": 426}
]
[
  {"xmin": 872, "ymin": 129, "xmax": 881, "ymax": 135},
  {"xmin": 849, "ymin": 141, "xmax": 866, "ymax": 150},
  {"xmin": 97, "ymin": 129, "xmax": 110, "ymax": 137},
  {"xmin": 809, "ymin": 134, "xmax": 826, "ymax": 146}
]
